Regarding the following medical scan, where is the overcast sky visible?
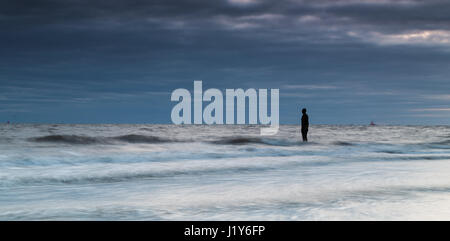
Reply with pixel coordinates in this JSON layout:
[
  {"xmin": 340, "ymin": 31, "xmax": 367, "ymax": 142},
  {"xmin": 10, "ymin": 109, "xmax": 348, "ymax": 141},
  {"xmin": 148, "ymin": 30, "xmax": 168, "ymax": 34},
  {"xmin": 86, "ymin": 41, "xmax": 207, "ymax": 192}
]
[{"xmin": 1, "ymin": 0, "xmax": 449, "ymax": 124}]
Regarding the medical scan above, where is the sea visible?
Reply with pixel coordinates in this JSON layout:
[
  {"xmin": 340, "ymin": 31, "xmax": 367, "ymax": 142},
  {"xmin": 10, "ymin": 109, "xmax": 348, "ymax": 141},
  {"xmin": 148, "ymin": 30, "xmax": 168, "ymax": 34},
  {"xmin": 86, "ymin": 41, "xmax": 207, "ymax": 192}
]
[{"xmin": 0, "ymin": 124, "xmax": 450, "ymax": 220}]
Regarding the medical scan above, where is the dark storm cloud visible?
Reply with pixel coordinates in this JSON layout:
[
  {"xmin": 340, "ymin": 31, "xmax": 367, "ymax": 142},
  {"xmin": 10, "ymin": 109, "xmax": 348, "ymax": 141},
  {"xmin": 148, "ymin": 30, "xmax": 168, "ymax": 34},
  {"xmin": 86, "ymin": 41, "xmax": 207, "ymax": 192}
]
[
  {"xmin": 2, "ymin": 0, "xmax": 450, "ymax": 48},
  {"xmin": 0, "ymin": 0, "xmax": 449, "ymax": 124},
  {"xmin": 324, "ymin": 0, "xmax": 450, "ymax": 30},
  {"xmin": 2, "ymin": 0, "xmax": 449, "ymax": 31},
  {"xmin": 0, "ymin": 0, "xmax": 273, "ymax": 25}
]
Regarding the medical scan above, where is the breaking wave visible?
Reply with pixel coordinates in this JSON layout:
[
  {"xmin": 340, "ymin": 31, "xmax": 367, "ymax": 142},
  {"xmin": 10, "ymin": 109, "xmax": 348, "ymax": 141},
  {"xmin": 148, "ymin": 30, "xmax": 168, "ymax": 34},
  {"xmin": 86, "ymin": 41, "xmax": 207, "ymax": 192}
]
[
  {"xmin": 112, "ymin": 134, "xmax": 173, "ymax": 143},
  {"xmin": 30, "ymin": 135, "xmax": 103, "ymax": 144},
  {"xmin": 29, "ymin": 134, "xmax": 175, "ymax": 145},
  {"xmin": 431, "ymin": 139, "xmax": 450, "ymax": 145},
  {"xmin": 3, "ymin": 166, "xmax": 275, "ymax": 185},
  {"xmin": 30, "ymin": 134, "xmax": 303, "ymax": 147},
  {"xmin": 210, "ymin": 137, "xmax": 266, "ymax": 145},
  {"xmin": 209, "ymin": 136, "xmax": 301, "ymax": 146},
  {"xmin": 332, "ymin": 141, "xmax": 355, "ymax": 146}
]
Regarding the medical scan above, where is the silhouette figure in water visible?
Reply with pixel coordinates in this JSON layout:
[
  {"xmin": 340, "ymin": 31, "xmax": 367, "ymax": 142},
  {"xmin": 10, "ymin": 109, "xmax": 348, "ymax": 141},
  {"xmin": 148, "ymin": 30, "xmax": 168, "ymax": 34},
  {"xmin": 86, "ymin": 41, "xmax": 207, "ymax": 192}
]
[{"xmin": 301, "ymin": 108, "xmax": 309, "ymax": 142}]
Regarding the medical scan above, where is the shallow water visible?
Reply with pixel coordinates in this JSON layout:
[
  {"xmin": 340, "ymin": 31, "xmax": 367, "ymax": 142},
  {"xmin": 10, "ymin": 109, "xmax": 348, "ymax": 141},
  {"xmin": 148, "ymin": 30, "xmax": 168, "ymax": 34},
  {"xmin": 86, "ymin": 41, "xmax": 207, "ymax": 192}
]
[{"xmin": 0, "ymin": 124, "xmax": 450, "ymax": 220}]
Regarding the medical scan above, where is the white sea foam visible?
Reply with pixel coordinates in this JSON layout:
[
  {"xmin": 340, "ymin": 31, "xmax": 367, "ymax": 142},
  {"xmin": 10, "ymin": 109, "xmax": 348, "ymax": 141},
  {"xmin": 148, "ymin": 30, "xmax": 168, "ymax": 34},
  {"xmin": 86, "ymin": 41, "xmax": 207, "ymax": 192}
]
[{"xmin": 0, "ymin": 124, "xmax": 449, "ymax": 220}]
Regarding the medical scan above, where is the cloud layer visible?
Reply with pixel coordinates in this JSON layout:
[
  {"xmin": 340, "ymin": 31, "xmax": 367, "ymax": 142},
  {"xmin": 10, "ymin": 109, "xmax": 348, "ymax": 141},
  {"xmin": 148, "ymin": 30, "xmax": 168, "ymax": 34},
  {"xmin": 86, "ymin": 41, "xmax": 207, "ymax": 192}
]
[{"xmin": 0, "ymin": 0, "xmax": 449, "ymax": 124}]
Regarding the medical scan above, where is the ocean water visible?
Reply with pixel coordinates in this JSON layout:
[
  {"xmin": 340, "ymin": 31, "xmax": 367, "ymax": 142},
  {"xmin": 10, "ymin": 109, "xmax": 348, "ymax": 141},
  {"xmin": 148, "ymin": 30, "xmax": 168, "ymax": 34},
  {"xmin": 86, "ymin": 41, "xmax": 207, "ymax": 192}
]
[{"xmin": 0, "ymin": 124, "xmax": 450, "ymax": 220}]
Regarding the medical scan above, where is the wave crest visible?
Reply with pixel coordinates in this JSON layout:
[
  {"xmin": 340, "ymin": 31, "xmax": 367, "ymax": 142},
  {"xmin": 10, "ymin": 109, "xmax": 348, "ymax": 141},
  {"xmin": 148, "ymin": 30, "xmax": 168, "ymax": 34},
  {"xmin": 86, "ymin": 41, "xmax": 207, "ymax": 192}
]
[
  {"xmin": 209, "ymin": 136, "xmax": 301, "ymax": 146},
  {"xmin": 29, "ymin": 134, "xmax": 174, "ymax": 145},
  {"xmin": 112, "ymin": 134, "xmax": 171, "ymax": 143},
  {"xmin": 30, "ymin": 135, "xmax": 104, "ymax": 144},
  {"xmin": 211, "ymin": 137, "xmax": 266, "ymax": 145}
]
